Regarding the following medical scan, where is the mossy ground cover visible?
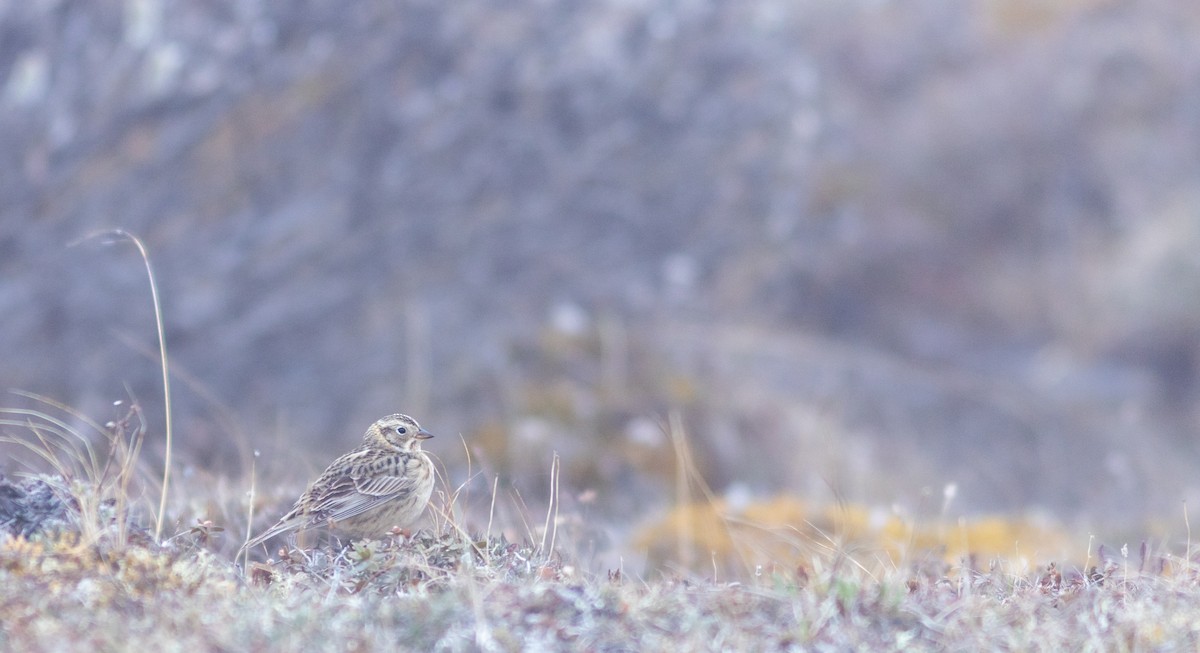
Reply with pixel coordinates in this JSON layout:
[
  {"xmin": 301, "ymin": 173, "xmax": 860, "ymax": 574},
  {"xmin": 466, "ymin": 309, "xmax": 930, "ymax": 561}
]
[{"xmin": 3, "ymin": 472, "xmax": 1200, "ymax": 652}]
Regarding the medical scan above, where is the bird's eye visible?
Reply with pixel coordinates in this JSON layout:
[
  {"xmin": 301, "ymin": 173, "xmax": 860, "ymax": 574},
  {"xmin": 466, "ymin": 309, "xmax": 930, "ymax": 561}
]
[{"xmin": 396, "ymin": 427, "xmax": 407, "ymax": 435}]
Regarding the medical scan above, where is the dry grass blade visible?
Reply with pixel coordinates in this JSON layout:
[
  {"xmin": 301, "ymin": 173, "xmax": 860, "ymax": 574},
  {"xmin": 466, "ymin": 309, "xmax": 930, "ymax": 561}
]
[
  {"xmin": 0, "ymin": 398, "xmax": 151, "ymax": 547},
  {"xmin": 664, "ymin": 410, "xmax": 754, "ymax": 577},
  {"xmin": 424, "ymin": 443, "xmax": 490, "ymax": 564},
  {"xmin": 8, "ymin": 392, "xmax": 111, "ymax": 464},
  {"xmin": 240, "ymin": 449, "xmax": 260, "ymax": 569},
  {"xmin": 70, "ymin": 229, "xmax": 174, "ymax": 542},
  {"xmin": 540, "ymin": 452, "xmax": 560, "ymax": 557},
  {"xmin": 0, "ymin": 423, "xmax": 78, "ymax": 481},
  {"xmin": 0, "ymin": 408, "xmax": 101, "ymax": 480}
]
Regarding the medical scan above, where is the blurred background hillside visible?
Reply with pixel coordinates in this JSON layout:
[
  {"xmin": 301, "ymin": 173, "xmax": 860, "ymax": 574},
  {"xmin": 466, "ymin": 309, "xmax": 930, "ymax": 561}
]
[{"xmin": 3, "ymin": 0, "xmax": 1200, "ymax": 535}]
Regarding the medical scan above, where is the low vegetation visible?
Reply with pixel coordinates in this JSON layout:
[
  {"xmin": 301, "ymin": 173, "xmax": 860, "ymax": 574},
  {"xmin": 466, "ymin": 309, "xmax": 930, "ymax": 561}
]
[{"xmin": 3, "ymin": 403, "xmax": 1200, "ymax": 652}]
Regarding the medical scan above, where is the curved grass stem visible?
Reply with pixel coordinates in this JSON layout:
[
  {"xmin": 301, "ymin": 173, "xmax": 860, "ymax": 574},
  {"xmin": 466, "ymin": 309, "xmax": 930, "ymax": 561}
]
[{"xmin": 74, "ymin": 229, "xmax": 174, "ymax": 541}]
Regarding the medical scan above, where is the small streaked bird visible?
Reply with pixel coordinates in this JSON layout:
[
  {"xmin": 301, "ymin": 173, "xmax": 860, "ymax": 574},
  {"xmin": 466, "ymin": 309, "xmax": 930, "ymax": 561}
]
[{"xmin": 242, "ymin": 414, "xmax": 435, "ymax": 552}]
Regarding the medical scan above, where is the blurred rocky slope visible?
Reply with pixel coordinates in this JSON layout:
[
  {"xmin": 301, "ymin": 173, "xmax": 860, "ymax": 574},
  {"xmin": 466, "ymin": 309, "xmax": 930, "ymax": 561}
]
[{"xmin": 2, "ymin": 0, "xmax": 1199, "ymax": 524}]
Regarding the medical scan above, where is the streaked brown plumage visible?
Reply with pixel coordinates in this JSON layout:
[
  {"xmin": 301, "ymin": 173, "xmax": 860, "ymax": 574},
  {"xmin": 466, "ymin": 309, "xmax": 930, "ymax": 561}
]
[{"xmin": 242, "ymin": 414, "xmax": 435, "ymax": 551}]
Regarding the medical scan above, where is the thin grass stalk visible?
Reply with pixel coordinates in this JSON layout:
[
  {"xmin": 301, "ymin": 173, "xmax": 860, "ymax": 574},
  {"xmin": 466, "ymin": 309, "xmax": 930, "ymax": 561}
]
[
  {"xmin": 242, "ymin": 450, "xmax": 258, "ymax": 568},
  {"xmin": 5, "ymin": 394, "xmax": 107, "ymax": 476},
  {"xmin": 668, "ymin": 411, "xmax": 693, "ymax": 569},
  {"xmin": 541, "ymin": 452, "xmax": 560, "ymax": 557},
  {"xmin": 1185, "ymin": 503, "xmax": 1192, "ymax": 582},
  {"xmin": 486, "ymin": 474, "xmax": 499, "ymax": 544},
  {"xmin": 0, "ymin": 431, "xmax": 71, "ymax": 480},
  {"xmin": 0, "ymin": 408, "xmax": 100, "ymax": 480},
  {"xmin": 76, "ymin": 230, "xmax": 174, "ymax": 541}
]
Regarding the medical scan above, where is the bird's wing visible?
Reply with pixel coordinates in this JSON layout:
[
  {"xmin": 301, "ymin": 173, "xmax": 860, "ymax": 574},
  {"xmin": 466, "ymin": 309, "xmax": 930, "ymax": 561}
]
[
  {"xmin": 240, "ymin": 449, "xmax": 374, "ymax": 551},
  {"xmin": 240, "ymin": 450, "xmax": 423, "ymax": 551},
  {"xmin": 307, "ymin": 457, "xmax": 419, "ymax": 523}
]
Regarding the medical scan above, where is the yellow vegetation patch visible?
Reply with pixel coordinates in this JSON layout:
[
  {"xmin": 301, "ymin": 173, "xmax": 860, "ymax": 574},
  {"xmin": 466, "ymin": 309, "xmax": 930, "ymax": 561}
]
[
  {"xmin": 634, "ymin": 495, "xmax": 1074, "ymax": 573},
  {"xmin": 0, "ymin": 533, "xmax": 237, "ymax": 601}
]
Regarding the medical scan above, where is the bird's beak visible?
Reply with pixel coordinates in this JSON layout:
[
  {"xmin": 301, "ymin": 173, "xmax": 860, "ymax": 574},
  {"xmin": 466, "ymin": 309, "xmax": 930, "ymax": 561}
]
[{"xmin": 416, "ymin": 428, "xmax": 434, "ymax": 440}]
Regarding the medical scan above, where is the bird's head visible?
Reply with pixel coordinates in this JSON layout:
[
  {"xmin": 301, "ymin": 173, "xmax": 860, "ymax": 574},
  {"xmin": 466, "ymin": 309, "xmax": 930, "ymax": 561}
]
[{"xmin": 366, "ymin": 413, "xmax": 434, "ymax": 452}]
